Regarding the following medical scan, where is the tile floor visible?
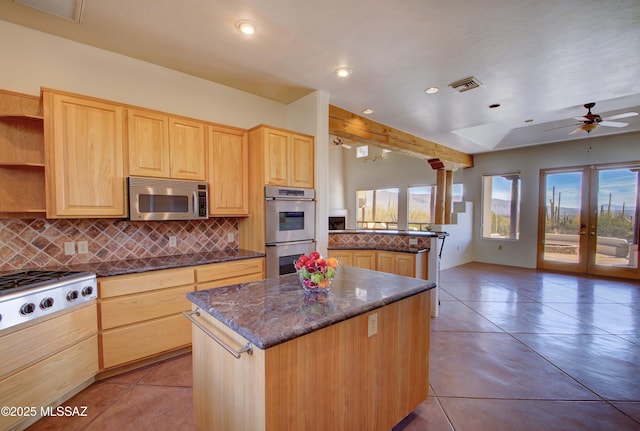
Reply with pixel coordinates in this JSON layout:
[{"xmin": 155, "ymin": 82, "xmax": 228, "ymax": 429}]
[{"xmin": 27, "ymin": 262, "xmax": 640, "ymax": 430}]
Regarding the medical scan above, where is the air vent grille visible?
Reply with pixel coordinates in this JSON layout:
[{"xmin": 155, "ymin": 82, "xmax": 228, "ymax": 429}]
[{"xmin": 449, "ymin": 77, "xmax": 482, "ymax": 93}]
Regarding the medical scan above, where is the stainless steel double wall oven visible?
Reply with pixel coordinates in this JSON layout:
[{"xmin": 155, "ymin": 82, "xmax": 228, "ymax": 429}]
[{"xmin": 264, "ymin": 186, "xmax": 316, "ymax": 278}]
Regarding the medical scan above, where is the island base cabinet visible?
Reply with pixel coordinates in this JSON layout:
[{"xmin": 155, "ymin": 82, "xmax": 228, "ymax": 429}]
[{"xmin": 191, "ymin": 291, "xmax": 430, "ymax": 430}]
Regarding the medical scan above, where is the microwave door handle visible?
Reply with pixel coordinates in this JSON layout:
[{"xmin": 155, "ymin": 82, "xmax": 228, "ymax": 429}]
[{"xmin": 192, "ymin": 191, "xmax": 198, "ymax": 218}]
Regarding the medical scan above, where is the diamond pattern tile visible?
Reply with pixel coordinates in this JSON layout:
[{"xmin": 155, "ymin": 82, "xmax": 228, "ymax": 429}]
[{"xmin": 0, "ymin": 218, "xmax": 239, "ymax": 271}]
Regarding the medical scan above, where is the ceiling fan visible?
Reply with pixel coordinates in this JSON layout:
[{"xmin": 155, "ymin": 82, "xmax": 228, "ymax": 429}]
[{"xmin": 568, "ymin": 102, "xmax": 638, "ymax": 135}]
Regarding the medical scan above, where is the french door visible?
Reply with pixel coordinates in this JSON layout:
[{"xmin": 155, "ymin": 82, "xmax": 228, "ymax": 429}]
[{"xmin": 538, "ymin": 163, "xmax": 640, "ymax": 279}]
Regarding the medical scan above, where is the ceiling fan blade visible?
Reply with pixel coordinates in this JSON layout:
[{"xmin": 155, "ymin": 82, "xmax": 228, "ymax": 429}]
[
  {"xmin": 569, "ymin": 126, "xmax": 586, "ymax": 135},
  {"xmin": 599, "ymin": 121, "xmax": 628, "ymax": 128},
  {"xmin": 603, "ymin": 112, "xmax": 638, "ymax": 121},
  {"xmin": 574, "ymin": 116, "xmax": 590, "ymax": 122}
]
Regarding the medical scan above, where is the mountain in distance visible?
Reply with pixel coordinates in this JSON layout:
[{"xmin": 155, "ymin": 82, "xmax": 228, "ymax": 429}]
[{"xmin": 492, "ymin": 199, "xmax": 636, "ymax": 217}]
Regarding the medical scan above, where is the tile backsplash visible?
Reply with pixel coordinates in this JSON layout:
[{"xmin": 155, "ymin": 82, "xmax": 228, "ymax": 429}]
[{"xmin": 0, "ymin": 218, "xmax": 238, "ymax": 271}]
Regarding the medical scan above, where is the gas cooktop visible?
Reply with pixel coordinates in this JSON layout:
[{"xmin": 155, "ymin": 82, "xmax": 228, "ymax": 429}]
[
  {"xmin": 0, "ymin": 269, "xmax": 97, "ymax": 331},
  {"xmin": 0, "ymin": 270, "xmax": 93, "ymax": 295}
]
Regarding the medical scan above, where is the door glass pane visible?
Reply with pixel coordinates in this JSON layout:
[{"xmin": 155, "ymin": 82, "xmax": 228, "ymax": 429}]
[
  {"xmin": 543, "ymin": 172, "xmax": 583, "ymax": 263},
  {"xmin": 595, "ymin": 168, "xmax": 639, "ymax": 268}
]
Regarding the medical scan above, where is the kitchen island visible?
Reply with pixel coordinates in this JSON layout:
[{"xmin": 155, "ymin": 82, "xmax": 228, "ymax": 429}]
[{"xmin": 186, "ymin": 266, "xmax": 434, "ymax": 430}]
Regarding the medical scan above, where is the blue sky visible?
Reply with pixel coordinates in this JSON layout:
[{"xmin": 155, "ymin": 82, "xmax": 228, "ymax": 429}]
[{"xmin": 545, "ymin": 168, "xmax": 638, "ymax": 210}]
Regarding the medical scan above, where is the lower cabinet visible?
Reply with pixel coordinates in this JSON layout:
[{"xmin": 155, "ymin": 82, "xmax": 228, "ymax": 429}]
[
  {"xmin": 328, "ymin": 249, "xmax": 426, "ymax": 279},
  {"xmin": 98, "ymin": 266, "xmax": 196, "ymax": 371},
  {"xmin": 97, "ymin": 258, "xmax": 264, "ymax": 372},
  {"xmin": 195, "ymin": 258, "xmax": 264, "ymax": 289},
  {"xmin": 0, "ymin": 303, "xmax": 98, "ymax": 431}
]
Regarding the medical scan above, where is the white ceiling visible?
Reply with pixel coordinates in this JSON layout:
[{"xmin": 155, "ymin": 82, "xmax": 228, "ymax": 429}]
[{"xmin": 1, "ymin": 0, "xmax": 639, "ymax": 155}]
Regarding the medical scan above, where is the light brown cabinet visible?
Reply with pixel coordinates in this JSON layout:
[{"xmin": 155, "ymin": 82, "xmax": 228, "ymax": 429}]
[
  {"xmin": 126, "ymin": 108, "xmax": 171, "ymax": 178},
  {"xmin": 98, "ymin": 266, "xmax": 195, "ymax": 370},
  {"xmin": 97, "ymin": 258, "xmax": 264, "ymax": 372},
  {"xmin": 127, "ymin": 108, "xmax": 206, "ymax": 181},
  {"xmin": 249, "ymin": 125, "xmax": 314, "ymax": 188},
  {"xmin": 43, "ymin": 89, "xmax": 127, "ymax": 218},
  {"xmin": 0, "ymin": 90, "xmax": 46, "ymax": 217},
  {"xmin": 207, "ymin": 125, "xmax": 249, "ymax": 216},
  {"xmin": 195, "ymin": 257, "xmax": 264, "ymax": 290},
  {"xmin": 328, "ymin": 249, "xmax": 426, "ymax": 279},
  {"xmin": 0, "ymin": 303, "xmax": 98, "ymax": 431},
  {"xmin": 377, "ymin": 250, "xmax": 422, "ymax": 278},
  {"xmin": 168, "ymin": 116, "xmax": 206, "ymax": 180}
]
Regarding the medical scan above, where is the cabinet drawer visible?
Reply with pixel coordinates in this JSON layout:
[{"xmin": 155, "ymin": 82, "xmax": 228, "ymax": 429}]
[
  {"xmin": 100, "ymin": 313, "xmax": 191, "ymax": 369},
  {"xmin": 99, "ymin": 285, "xmax": 193, "ymax": 330},
  {"xmin": 195, "ymin": 258, "xmax": 263, "ymax": 284},
  {"xmin": 99, "ymin": 266, "xmax": 195, "ymax": 298},
  {"xmin": 197, "ymin": 272, "xmax": 263, "ymax": 290},
  {"xmin": 0, "ymin": 303, "xmax": 97, "ymax": 379},
  {"xmin": 0, "ymin": 335, "xmax": 98, "ymax": 431}
]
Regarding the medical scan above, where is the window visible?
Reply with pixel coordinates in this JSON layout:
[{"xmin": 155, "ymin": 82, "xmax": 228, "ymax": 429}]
[
  {"xmin": 408, "ymin": 185, "xmax": 435, "ymax": 230},
  {"xmin": 407, "ymin": 184, "xmax": 464, "ymax": 230},
  {"xmin": 482, "ymin": 173, "xmax": 521, "ymax": 239},
  {"xmin": 356, "ymin": 188, "xmax": 398, "ymax": 229}
]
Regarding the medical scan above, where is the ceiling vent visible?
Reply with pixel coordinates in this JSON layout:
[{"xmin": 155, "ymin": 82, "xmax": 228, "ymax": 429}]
[
  {"xmin": 449, "ymin": 77, "xmax": 482, "ymax": 93},
  {"xmin": 14, "ymin": 0, "xmax": 84, "ymax": 22}
]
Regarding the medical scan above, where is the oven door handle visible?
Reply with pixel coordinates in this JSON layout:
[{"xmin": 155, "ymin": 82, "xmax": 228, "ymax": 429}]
[{"xmin": 266, "ymin": 239, "xmax": 315, "ymax": 247}]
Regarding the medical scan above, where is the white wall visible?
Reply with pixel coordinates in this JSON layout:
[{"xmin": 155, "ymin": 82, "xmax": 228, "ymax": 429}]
[
  {"xmin": 466, "ymin": 131, "xmax": 640, "ymax": 268},
  {"xmin": 286, "ymin": 91, "xmax": 331, "ymax": 255},
  {"xmin": 0, "ymin": 20, "xmax": 287, "ymax": 129}
]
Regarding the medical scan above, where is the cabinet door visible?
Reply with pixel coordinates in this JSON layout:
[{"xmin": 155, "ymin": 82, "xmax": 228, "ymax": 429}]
[
  {"xmin": 290, "ymin": 133, "xmax": 314, "ymax": 188},
  {"xmin": 395, "ymin": 253, "xmax": 416, "ymax": 277},
  {"xmin": 376, "ymin": 251, "xmax": 396, "ymax": 274},
  {"xmin": 127, "ymin": 108, "xmax": 170, "ymax": 178},
  {"xmin": 208, "ymin": 126, "xmax": 249, "ymax": 216},
  {"xmin": 353, "ymin": 251, "xmax": 376, "ymax": 270},
  {"xmin": 169, "ymin": 117, "xmax": 206, "ymax": 180},
  {"xmin": 263, "ymin": 128, "xmax": 289, "ymax": 186},
  {"xmin": 44, "ymin": 91, "xmax": 126, "ymax": 217}
]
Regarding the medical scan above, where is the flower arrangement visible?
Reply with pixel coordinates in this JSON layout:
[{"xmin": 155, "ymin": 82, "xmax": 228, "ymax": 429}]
[{"xmin": 294, "ymin": 251, "xmax": 339, "ymax": 292}]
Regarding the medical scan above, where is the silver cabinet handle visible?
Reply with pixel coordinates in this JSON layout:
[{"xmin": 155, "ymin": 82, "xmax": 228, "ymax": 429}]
[{"xmin": 183, "ymin": 308, "xmax": 253, "ymax": 359}]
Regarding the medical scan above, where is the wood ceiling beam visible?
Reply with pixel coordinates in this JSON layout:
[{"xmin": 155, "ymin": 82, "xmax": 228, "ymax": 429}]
[{"xmin": 329, "ymin": 105, "xmax": 474, "ymax": 169}]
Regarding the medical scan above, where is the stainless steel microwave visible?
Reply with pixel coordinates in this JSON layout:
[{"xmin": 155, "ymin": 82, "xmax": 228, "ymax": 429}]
[{"xmin": 128, "ymin": 177, "xmax": 209, "ymax": 221}]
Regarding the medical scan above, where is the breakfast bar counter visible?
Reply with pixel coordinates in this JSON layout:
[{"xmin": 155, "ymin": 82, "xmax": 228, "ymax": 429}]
[{"xmin": 186, "ymin": 266, "xmax": 434, "ymax": 430}]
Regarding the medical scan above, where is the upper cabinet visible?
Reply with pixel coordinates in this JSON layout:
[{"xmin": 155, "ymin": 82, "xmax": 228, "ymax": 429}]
[
  {"xmin": 207, "ymin": 125, "xmax": 249, "ymax": 216},
  {"xmin": 127, "ymin": 108, "xmax": 206, "ymax": 181},
  {"xmin": 0, "ymin": 90, "xmax": 46, "ymax": 217},
  {"xmin": 250, "ymin": 125, "xmax": 314, "ymax": 188},
  {"xmin": 43, "ymin": 89, "xmax": 127, "ymax": 218}
]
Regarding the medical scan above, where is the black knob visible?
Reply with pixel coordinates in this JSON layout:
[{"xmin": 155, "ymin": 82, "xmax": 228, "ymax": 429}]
[
  {"xmin": 67, "ymin": 290, "xmax": 79, "ymax": 301},
  {"xmin": 40, "ymin": 297, "xmax": 55, "ymax": 309},
  {"xmin": 20, "ymin": 303, "xmax": 36, "ymax": 315},
  {"xmin": 81, "ymin": 286, "xmax": 94, "ymax": 297}
]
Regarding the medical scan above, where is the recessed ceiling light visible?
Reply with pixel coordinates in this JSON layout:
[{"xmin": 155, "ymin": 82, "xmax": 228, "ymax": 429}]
[
  {"xmin": 489, "ymin": 103, "xmax": 501, "ymax": 109},
  {"xmin": 424, "ymin": 87, "xmax": 439, "ymax": 94},
  {"xmin": 335, "ymin": 67, "xmax": 353, "ymax": 78},
  {"xmin": 235, "ymin": 20, "xmax": 256, "ymax": 35},
  {"xmin": 362, "ymin": 108, "xmax": 373, "ymax": 115}
]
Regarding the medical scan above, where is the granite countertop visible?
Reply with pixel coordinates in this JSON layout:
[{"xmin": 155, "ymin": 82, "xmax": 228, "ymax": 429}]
[
  {"xmin": 330, "ymin": 229, "xmax": 449, "ymax": 238},
  {"xmin": 187, "ymin": 266, "xmax": 435, "ymax": 350},
  {"xmin": 327, "ymin": 245, "xmax": 429, "ymax": 253},
  {"xmin": 4, "ymin": 249, "xmax": 265, "ymax": 278}
]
